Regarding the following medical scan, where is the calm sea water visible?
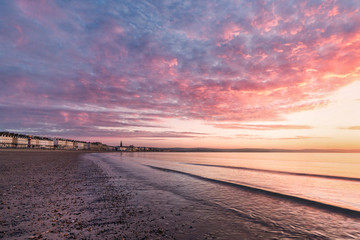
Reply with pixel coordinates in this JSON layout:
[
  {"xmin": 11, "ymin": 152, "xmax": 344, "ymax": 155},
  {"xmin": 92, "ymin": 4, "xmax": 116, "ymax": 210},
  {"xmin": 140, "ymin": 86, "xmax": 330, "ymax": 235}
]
[{"xmin": 87, "ymin": 152, "xmax": 360, "ymax": 239}]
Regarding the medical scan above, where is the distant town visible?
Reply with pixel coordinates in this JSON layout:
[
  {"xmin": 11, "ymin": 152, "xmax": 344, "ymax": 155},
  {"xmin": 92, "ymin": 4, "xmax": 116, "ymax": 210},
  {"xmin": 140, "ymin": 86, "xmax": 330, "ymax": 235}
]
[
  {"xmin": 3, "ymin": 131, "xmax": 357, "ymax": 153},
  {"xmin": 0, "ymin": 132, "xmax": 157, "ymax": 152}
]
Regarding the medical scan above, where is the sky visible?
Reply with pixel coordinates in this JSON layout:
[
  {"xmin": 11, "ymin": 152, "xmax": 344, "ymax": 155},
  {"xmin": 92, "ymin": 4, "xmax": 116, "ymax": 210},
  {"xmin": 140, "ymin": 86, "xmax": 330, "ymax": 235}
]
[{"xmin": 1, "ymin": 0, "xmax": 360, "ymax": 149}]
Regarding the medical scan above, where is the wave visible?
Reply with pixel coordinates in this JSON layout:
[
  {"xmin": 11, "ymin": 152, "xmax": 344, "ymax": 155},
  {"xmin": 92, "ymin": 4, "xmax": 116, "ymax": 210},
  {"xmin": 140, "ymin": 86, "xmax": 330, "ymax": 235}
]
[
  {"xmin": 184, "ymin": 163, "xmax": 360, "ymax": 182},
  {"xmin": 145, "ymin": 164, "xmax": 360, "ymax": 218}
]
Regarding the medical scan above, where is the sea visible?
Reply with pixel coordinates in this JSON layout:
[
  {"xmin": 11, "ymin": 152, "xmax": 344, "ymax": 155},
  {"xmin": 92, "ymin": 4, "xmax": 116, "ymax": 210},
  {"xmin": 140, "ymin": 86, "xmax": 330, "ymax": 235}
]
[{"xmin": 85, "ymin": 152, "xmax": 360, "ymax": 239}]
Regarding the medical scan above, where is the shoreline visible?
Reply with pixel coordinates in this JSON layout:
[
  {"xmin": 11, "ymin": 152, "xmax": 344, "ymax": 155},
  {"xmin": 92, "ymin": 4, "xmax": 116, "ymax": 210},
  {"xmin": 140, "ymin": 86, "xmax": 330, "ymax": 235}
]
[
  {"xmin": 1, "ymin": 150, "xmax": 303, "ymax": 239},
  {"xmin": 2, "ymin": 150, "xmax": 261, "ymax": 239},
  {"xmin": 0, "ymin": 148, "xmax": 107, "ymax": 153},
  {"xmin": 0, "ymin": 151, "xmax": 181, "ymax": 239},
  {"xmin": 2, "ymin": 148, "xmax": 360, "ymax": 154}
]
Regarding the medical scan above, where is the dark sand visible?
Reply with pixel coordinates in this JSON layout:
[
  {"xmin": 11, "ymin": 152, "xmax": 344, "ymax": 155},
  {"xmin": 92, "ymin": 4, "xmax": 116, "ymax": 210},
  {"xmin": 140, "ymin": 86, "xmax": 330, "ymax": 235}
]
[
  {"xmin": 1, "ymin": 150, "xmax": 183, "ymax": 239},
  {"xmin": 0, "ymin": 150, "xmax": 279, "ymax": 239}
]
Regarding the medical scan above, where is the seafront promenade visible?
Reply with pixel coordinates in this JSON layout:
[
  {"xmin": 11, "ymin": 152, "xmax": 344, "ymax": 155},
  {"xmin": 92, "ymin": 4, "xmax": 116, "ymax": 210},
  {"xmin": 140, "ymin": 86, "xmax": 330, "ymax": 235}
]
[
  {"xmin": 0, "ymin": 132, "xmax": 114, "ymax": 151},
  {"xmin": 0, "ymin": 132, "xmax": 154, "ymax": 152}
]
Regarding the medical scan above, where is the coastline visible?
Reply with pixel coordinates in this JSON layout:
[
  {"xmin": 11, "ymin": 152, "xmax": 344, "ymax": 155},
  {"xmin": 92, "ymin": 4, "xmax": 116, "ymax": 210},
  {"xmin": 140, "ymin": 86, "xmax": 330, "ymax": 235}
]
[
  {"xmin": 2, "ymin": 150, "xmax": 311, "ymax": 239},
  {"xmin": 0, "ymin": 150, "xmax": 181, "ymax": 239},
  {"xmin": 2, "ymin": 150, "xmax": 358, "ymax": 239},
  {"xmin": 0, "ymin": 150, "xmax": 259, "ymax": 239},
  {"xmin": 0, "ymin": 149, "xmax": 105, "ymax": 153}
]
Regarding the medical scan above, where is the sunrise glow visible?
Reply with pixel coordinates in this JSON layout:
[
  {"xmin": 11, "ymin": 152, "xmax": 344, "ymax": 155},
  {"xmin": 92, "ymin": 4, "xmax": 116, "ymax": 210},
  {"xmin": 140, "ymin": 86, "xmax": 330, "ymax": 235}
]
[{"xmin": 1, "ymin": 0, "xmax": 360, "ymax": 150}]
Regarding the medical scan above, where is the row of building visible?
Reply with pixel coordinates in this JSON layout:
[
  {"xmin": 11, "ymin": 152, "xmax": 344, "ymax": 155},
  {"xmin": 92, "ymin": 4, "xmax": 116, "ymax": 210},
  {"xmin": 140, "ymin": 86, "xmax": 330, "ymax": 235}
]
[{"xmin": 0, "ymin": 132, "xmax": 115, "ymax": 151}]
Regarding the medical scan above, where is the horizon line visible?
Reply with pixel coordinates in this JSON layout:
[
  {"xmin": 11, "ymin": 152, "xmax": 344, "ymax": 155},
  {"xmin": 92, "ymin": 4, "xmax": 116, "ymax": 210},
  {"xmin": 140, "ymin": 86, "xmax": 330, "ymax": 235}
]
[{"xmin": 160, "ymin": 147, "xmax": 360, "ymax": 153}]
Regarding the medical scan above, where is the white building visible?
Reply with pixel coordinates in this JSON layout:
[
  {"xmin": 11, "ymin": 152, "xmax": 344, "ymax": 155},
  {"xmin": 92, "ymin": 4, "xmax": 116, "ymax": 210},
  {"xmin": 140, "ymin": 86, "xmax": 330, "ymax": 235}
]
[
  {"xmin": 38, "ymin": 139, "xmax": 54, "ymax": 149},
  {"xmin": 16, "ymin": 137, "xmax": 28, "ymax": 148},
  {"xmin": 0, "ymin": 135, "xmax": 13, "ymax": 148}
]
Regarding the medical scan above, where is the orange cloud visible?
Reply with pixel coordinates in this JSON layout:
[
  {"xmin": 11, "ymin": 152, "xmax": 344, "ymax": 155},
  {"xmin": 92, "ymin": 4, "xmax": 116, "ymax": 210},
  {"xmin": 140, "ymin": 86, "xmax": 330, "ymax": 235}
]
[
  {"xmin": 340, "ymin": 126, "xmax": 360, "ymax": 130},
  {"xmin": 214, "ymin": 124, "xmax": 312, "ymax": 130}
]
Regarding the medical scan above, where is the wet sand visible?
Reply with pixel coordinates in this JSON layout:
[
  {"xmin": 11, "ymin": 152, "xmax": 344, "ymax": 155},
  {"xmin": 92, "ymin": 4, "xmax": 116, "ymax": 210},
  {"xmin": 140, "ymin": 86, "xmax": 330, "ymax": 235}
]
[
  {"xmin": 0, "ymin": 150, "xmax": 277, "ymax": 239},
  {"xmin": 0, "ymin": 150, "xmax": 181, "ymax": 239}
]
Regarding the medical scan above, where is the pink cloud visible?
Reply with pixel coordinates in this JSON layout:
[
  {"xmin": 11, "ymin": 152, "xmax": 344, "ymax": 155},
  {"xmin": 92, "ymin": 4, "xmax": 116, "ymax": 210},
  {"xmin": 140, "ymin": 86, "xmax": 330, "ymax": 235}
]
[
  {"xmin": 213, "ymin": 124, "xmax": 312, "ymax": 130},
  {"xmin": 1, "ymin": 0, "xmax": 360, "ymax": 142}
]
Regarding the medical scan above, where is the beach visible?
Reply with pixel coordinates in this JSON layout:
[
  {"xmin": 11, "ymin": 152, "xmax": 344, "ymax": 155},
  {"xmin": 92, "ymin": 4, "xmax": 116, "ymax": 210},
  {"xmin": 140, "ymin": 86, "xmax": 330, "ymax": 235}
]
[
  {"xmin": 0, "ymin": 150, "xmax": 266, "ymax": 240},
  {"xmin": 3, "ymin": 150, "xmax": 359, "ymax": 239},
  {"xmin": 87, "ymin": 152, "xmax": 360, "ymax": 239},
  {"xmin": 0, "ymin": 150, "xmax": 185, "ymax": 239}
]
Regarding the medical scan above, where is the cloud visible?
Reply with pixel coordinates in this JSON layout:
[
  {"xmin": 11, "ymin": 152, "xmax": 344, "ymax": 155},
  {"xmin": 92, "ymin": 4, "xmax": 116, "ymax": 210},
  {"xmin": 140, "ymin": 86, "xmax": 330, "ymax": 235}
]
[
  {"xmin": 234, "ymin": 134, "xmax": 324, "ymax": 141},
  {"xmin": 340, "ymin": 126, "xmax": 360, "ymax": 130},
  {"xmin": 213, "ymin": 124, "xmax": 312, "ymax": 130},
  {"xmin": 0, "ymin": 102, "xmax": 211, "ymax": 139},
  {"xmin": 109, "ymin": 130, "xmax": 211, "ymax": 139},
  {"xmin": 1, "ymin": 0, "xmax": 360, "ymax": 139}
]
